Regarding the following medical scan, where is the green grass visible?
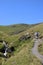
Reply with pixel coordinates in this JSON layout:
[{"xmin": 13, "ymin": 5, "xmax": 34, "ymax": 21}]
[
  {"xmin": 0, "ymin": 24, "xmax": 31, "ymax": 35},
  {"xmin": 0, "ymin": 23, "xmax": 43, "ymax": 65},
  {"xmin": 0, "ymin": 43, "xmax": 4, "ymax": 49},
  {"xmin": 3, "ymin": 39, "xmax": 41, "ymax": 65}
]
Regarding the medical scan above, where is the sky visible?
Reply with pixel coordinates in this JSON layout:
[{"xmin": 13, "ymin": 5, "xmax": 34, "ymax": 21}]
[{"xmin": 0, "ymin": 0, "xmax": 43, "ymax": 25}]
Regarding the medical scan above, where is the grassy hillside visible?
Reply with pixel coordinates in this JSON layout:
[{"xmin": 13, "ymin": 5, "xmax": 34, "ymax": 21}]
[
  {"xmin": 0, "ymin": 24, "xmax": 32, "ymax": 35},
  {"xmin": 0, "ymin": 23, "xmax": 43, "ymax": 65},
  {"xmin": 27, "ymin": 23, "xmax": 43, "ymax": 35},
  {"xmin": 3, "ymin": 40, "xmax": 41, "ymax": 65}
]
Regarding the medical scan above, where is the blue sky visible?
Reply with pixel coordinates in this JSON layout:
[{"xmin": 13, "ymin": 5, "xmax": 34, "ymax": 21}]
[{"xmin": 0, "ymin": 0, "xmax": 43, "ymax": 25}]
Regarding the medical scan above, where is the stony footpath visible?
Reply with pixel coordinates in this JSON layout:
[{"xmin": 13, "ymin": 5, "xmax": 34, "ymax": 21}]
[{"xmin": 32, "ymin": 39, "xmax": 43, "ymax": 63}]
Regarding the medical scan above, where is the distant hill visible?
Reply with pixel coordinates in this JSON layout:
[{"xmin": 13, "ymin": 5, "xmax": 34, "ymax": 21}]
[
  {"xmin": 0, "ymin": 24, "xmax": 31, "ymax": 35},
  {"xmin": 0, "ymin": 23, "xmax": 41, "ymax": 35}
]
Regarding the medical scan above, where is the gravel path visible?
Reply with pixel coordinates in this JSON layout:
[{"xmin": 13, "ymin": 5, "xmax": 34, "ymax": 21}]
[{"xmin": 32, "ymin": 39, "xmax": 43, "ymax": 63}]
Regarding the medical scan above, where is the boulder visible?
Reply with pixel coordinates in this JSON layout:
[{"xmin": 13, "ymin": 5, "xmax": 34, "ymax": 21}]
[{"xmin": 19, "ymin": 33, "xmax": 31, "ymax": 41}]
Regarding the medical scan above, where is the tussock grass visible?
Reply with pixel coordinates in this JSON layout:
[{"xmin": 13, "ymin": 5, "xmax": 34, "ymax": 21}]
[{"xmin": 3, "ymin": 40, "xmax": 41, "ymax": 65}]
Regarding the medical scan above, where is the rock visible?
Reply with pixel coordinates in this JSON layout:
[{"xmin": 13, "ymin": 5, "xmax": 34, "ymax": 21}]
[
  {"xmin": 19, "ymin": 35, "xmax": 25, "ymax": 41},
  {"xmin": 19, "ymin": 33, "xmax": 31, "ymax": 41}
]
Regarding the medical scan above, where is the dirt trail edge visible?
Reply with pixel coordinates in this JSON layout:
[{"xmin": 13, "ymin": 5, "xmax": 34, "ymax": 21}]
[{"xmin": 32, "ymin": 39, "xmax": 43, "ymax": 63}]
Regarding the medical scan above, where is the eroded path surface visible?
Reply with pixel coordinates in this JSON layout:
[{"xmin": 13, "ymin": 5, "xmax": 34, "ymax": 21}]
[{"xmin": 32, "ymin": 39, "xmax": 43, "ymax": 63}]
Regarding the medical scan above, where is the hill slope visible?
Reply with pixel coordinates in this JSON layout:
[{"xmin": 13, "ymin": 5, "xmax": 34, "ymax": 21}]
[
  {"xmin": 0, "ymin": 23, "xmax": 43, "ymax": 65},
  {"xmin": 3, "ymin": 40, "xmax": 41, "ymax": 65},
  {"xmin": 0, "ymin": 24, "xmax": 32, "ymax": 35}
]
